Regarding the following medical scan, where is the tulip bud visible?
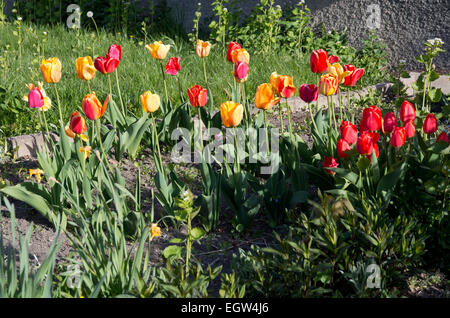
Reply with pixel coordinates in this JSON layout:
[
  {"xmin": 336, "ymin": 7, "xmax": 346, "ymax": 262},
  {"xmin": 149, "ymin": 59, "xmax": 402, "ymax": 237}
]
[
  {"xmin": 227, "ymin": 42, "xmax": 241, "ymax": 63},
  {"xmin": 28, "ymin": 88, "xmax": 44, "ymax": 108},
  {"xmin": 297, "ymin": 84, "xmax": 317, "ymax": 104},
  {"xmin": 146, "ymin": 41, "xmax": 170, "ymax": 60},
  {"xmin": 436, "ymin": 131, "xmax": 449, "ymax": 143},
  {"xmin": 187, "ymin": 85, "xmax": 208, "ymax": 107},
  {"xmin": 196, "ymin": 40, "xmax": 211, "ymax": 58},
  {"xmin": 318, "ymin": 74, "xmax": 338, "ymax": 96},
  {"xmin": 220, "ymin": 101, "xmax": 244, "ymax": 127},
  {"xmin": 423, "ymin": 113, "xmax": 438, "ymax": 134},
  {"xmin": 322, "ymin": 156, "xmax": 339, "ymax": 175},
  {"xmin": 310, "ymin": 49, "xmax": 329, "ymax": 73},
  {"xmin": 340, "ymin": 121, "xmax": 358, "ymax": 145},
  {"xmin": 356, "ymin": 131, "xmax": 379, "ymax": 156},
  {"xmin": 76, "ymin": 56, "xmax": 96, "ymax": 81},
  {"xmin": 337, "ymin": 138, "xmax": 351, "ymax": 158},
  {"xmin": 233, "ymin": 61, "xmax": 249, "ymax": 83},
  {"xmin": 360, "ymin": 106, "xmax": 382, "ymax": 132},
  {"xmin": 270, "ymin": 73, "xmax": 296, "ymax": 98},
  {"xmin": 140, "ymin": 91, "xmax": 161, "ymax": 113},
  {"xmin": 404, "ymin": 120, "xmax": 416, "ymax": 138},
  {"xmin": 165, "ymin": 57, "xmax": 181, "ymax": 76},
  {"xmin": 82, "ymin": 93, "xmax": 110, "ymax": 120},
  {"xmin": 94, "ymin": 56, "xmax": 119, "ymax": 74},
  {"xmin": 390, "ymin": 126, "xmax": 406, "ymax": 147},
  {"xmin": 69, "ymin": 111, "xmax": 88, "ymax": 135},
  {"xmin": 382, "ymin": 112, "xmax": 397, "ymax": 135},
  {"xmin": 255, "ymin": 83, "xmax": 280, "ymax": 110},
  {"xmin": 40, "ymin": 57, "xmax": 62, "ymax": 83},
  {"xmin": 108, "ymin": 44, "xmax": 122, "ymax": 61},
  {"xmin": 231, "ymin": 48, "xmax": 250, "ymax": 64},
  {"xmin": 400, "ymin": 100, "xmax": 416, "ymax": 122}
]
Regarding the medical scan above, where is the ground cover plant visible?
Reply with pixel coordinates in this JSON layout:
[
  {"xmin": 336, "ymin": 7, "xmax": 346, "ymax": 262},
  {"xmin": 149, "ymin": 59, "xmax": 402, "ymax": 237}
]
[{"xmin": 0, "ymin": 0, "xmax": 448, "ymax": 298}]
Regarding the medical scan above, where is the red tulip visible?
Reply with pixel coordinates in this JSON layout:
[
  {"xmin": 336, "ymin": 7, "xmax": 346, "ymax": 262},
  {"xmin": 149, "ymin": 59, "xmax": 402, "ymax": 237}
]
[
  {"xmin": 28, "ymin": 88, "xmax": 44, "ymax": 108},
  {"xmin": 299, "ymin": 84, "xmax": 319, "ymax": 103},
  {"xmin": 108, "ymin": 44, "xmax": 122, "ymax": 61},
  {"xmin": 69, "ymin": 111, "xmax": 88, "ymax": 135},
  {"xmin": 404, "ymin": 120, "xmax": 415, "ymax": 138},
  {"xmin": 187, "ymin": 85, "xmax": 208, "ymax": 107},
  {"xmin": 423, "ymin": 113, "xmax": 438, "ymax": 134},
  {"xmin": 227, "ymin": 42, "xmax": 242, "ymax": 63},
  {"xmin": 322, "ymin": 156, "xmax": 339, "ymax": 175},
  {"xmin": 337, "ymin": 138, "xmax": 352, "ymax": 158},
  {"xmin": 233, "ymin": 61, "xmax": 249, "ymax": 83},
  {"xmin": 310, "ymin": 49, "xmax": 329, "ymax": 74},
  {"xmin": 382, "ymin": 112, "xmax": 397, "ymax": 135},
  {"xmin": 328, "ymin": 55, "xmax": 339, "ymax": 64},
  {"xmin": 340, "ymin": 121, "xmax": 358, "ymax": 145},
  {"xmin": 82, "ymin": 93, "xmax": 110, "ymax": 121},
  {"xmin": 360, "ymin": 105, "xmax": 382, "ymax": 132},
  {"xmin": 356, "ymin": 131, "xmax": 379, "ymax": 156},
  {"xmin": 166, "ymin": 57, "xmax": 181, "ymax": 76},
  {"xmin": 400, "ymin": 100, "xmax": 416, "ymax": 122},
  {"xmin": 94, "ymin": 55, "xmax": 119, "ymax": 74},
  {"xmin": 342, "ymin": 64, "xmax": 364, "ymax": 86},
  {"xmin": 436, "ymin": 131, "xmax": 449, "ymax": 143},
  {"xmin": 390, "ymin": 126, "xmax": 406, "ymax": 147}
]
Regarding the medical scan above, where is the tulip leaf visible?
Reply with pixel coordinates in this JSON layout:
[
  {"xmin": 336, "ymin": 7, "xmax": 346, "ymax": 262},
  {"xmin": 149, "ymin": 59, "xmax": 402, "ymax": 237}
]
[
  {"xmin": 428, "ymin": 88, "xmax": 442, "ymax": 103},
  {"xmin": 376, "ymin": 163, "xmax": 406, "ymax": 199},
  {"xmin": 58, "ymin": 124, "xmax": 71, "ymax": 160}
]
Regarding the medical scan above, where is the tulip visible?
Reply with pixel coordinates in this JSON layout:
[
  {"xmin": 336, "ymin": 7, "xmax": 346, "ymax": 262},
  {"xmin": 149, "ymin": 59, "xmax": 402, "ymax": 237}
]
[
  {"xmin": 322, "ymin": 156, "xmax": 339, "ymax": 175},
  {"xmin": 356, "ymin": 131, "xmax": 379, "ymax": 156},
  {"xmin": 40, "ymin": 57, "xmax": 62, "ymax": 83},
  {"xmin": 140, "ymin": 91, "xmax": 161, "ymax": 113},
  {"xmin": 108, "ymin": 44, "xmax": 122, "ymax": 61},
  {"xmin": 360, "ymin": 105, "xmax": 382, "ymax": 132},
  {"xmin": 196, "ymin": 40, "xmax": 211, "ymax": 58},
  {"xmin": 436, "ymin": 131, "xmax": 449, "ymax": 143},
  {"xmin": 231, "ymin": 48, "xmax": 250, "ymax": 64},
  {"xmin": 165, "ymin": 57, "xmax": 181, "ymax": 76},
  {"xmin": 221, "ymin": 101, "xmax": 244, "ymax": 127},
  {"xmin": 82, "ymin": 93, "xmax": 110, "ymax": 120},
  {"xmin": 69, "ymin": 111, "xmax": 88, "ymax": 135},
  {"xmin": 270, "ymin": 73, "xmax": 296, "ymax": 98},
  {"xmin": 400, "ymin": 100, "xmax": 416, "ymax": 122},
  {"xmin": 340, "ymin": 121, "xmax": 358, "ymax": 145},
  {"xmin": 299, "ymin": 84, "xmax": 319, "ymax": 104},
  {"xmin": 327, "ymin": 63, "xmax": 352, "ymax": 84},
  {"xmin": 187, "ymin": 85, "xmax": 208, "ymax": 107},
  {"xmin": 337, "ymin": 138, "xmax": 352, "ymax": 158},
  {"xmin": 28, "ymin": 88, "xmax": 44, "ymax": 108},
  {"xmin": 94, "ymin": 55, "xmax": 119, "ymax": 74},
  {"xmin": 233, "ymin": 61, "xmax": 249, "ymax": 83},
  {"xmin": 328, "ymin": 55, "xmax": 339, "ymax": 64},
  {"xmin": 404, "ymin": 120, "xmax": 415, "ymax": 138},
  {"xmin": 310, "ymin": 49, "xmax": 329, "ymax": 73},
  {"xmin": 29, "ymin": 168, "xmax": 45, "ymax": 183},
  {"xmin": 423, "ymin": 113, "xmax": 438, "ymax": 134},
  {"xmin": 227, "ymin": 42, "xmax": 241, "ymax": 63},
  {"xmin": 79, "ymin": 146, "xmax": 92, "ymax": 160},
  {"xmin": 75, "ymin": 56, "xmax": 97, "ymax": 81},
  {"xmin": 318, "ymin": 74, "xmax": 338, "ymax": 96},
  {"xmin": 382, "ymin": 112, "xmax": 397, "ymax": 135},
  {"xmin": 255, "ymin": 83, "xmax": 280, "ymax": 110},
  {"xmin": 146, "ymin": 41, "xmax": 171, "ymax": 60},
  {"xmin": 150, "ymin": 223, "xmax": 161, "ymax": 239},
  {"xmin": 342, "ymin": 64, "xmax": 364, "ymax": 87},
  {"xmin": 390, "ymin": 126, "xmax": 406, "ymax": 147}
]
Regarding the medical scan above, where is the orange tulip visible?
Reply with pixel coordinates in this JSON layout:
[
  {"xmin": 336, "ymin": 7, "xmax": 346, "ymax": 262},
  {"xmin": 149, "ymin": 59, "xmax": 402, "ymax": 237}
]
[
  {"xmin": 318, "ymin": 74, "xmax": 338, "ymax": 96},
  {"xmin": 40, "ymin": 57, "xmax": 62, "ymax": 83},
  {"xmin": 140, "ymin": 91, "xmax": 161, "ymax": 113},
  {"xmin": 195, "ymin": 40, "xmax": 211, "ymax": 58},
  {"xmin": 269, "ymin": 72, "xmax": 296, "ymax": 98},
  {"xmin": 221, "ymin": 101, "xmax": 244, "ymax": 127},
  {"xmin": 82, "ymin": 93, "xmax": 109, "ymax": 120},
  {"xmin": 255, "ymin": 83, "xmax": 280, "ymax": 110},
  {"xmin": 145, "ymin": 41, "xmax": 170, "ymax": 60},
  {"xmin": 75, "ymin": 56, "xmax": 97, "ymax": 81},
  {"xmin": 231, "ymin": 48, "xmax": 250, "ymax": 64}
]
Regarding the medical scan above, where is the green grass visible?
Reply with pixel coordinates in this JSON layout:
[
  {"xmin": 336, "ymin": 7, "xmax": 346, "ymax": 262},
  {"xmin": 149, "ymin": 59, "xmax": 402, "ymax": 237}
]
[{"xmin": 0, "ymin": 22, "xmax": 318, "ymax": 139}]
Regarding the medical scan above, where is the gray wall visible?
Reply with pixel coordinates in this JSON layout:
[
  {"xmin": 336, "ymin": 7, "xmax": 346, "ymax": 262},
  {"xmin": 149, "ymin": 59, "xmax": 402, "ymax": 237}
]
[{"xmin": 5, "ymin": 0, "xmax": 450, "ymax": 70}]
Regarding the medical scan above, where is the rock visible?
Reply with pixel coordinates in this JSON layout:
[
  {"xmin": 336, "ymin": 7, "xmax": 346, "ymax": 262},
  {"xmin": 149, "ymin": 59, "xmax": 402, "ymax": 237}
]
[{"xmin": 7, "ymin": 132, "xmax": 59, "ymax": 159}]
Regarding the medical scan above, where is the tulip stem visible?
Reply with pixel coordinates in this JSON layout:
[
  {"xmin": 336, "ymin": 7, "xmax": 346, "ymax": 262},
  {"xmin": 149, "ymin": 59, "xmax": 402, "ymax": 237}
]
[
  {"xmin": 239, "ymin": 83, "xmax": 249, "ymax": 131},
  {"xmin": 159, "ymin": 60, "xmax": 169, "ymax": 108},
  {"xmin": 197, "ymin": 107, "xmax": 204, "ymax": 155},
  {"xmin": 176, "ymin": 77, "xmax": 184, "ymax": 103},
  {"xmin": 42, "ymin": 111, "xmax": 52, "ymax": 150},
  {"xmin": 96, "ymin": 119, "xmax": 113, "ymax": 175},
  {"xmin": 279, "ymin": 102, "xmax": 284, "ymax": 135},
  {"xmin": 243, "ymin": 82, "xmax": 250, "ymax": 129},
  {"xmin": 108, "ymin": 74, "xmax": 113, "ymax": 97},
  {"xmin": 308, "ymin": 103, "xmax": 320, "ymax": 139},
  {"xmin": 87, "ymin": 81, "xmax": 91, "ymax": 93},
  {"xmin": 115, "ymin": 69, "xmax": 126, "ymax": 117},
  {"xmin": 37, "ymin": 110, "xmax": 50, "ymax": 156},
  {"xmin": 233, "ymin": 126, "xmax": 240, "ymax": 171},
  {"xmin": 151, "ymin": 113, "xmax": 163, "ymax": 172},
  {"xmin": 263, "ymin": 110, "xmax": 270, "ymax": 155},
  {"xmin": 286, "ymin": 98, "xmax": 292, "ymax": 137},
  {"xmin": 53, "ymin": 84, "xmax": 63, "ymax": 127},
  {"xmin": 338, "ymin": 89, "xmax": 343, "ymax": 123}
]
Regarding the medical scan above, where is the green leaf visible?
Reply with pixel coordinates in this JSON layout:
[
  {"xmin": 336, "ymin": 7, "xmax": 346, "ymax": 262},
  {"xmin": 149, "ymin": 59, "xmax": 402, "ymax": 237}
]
[
  {"xmin": 376, "ymin": 163, "xmax": 405, "ymax": 198},
  {"xmin": 163, "ymin": 245, "xmax": 182, "ymax": 259},
  {"xmin": 357, "ymin": 156, "xmax": 370, "ymax": 171},
  {"xmin": 190, "ymin": 227, "xmax": 205, "ymax": 240},
  {"xmin": 428, "ymin": 88, "xmax": 442, "ymax": 103}
]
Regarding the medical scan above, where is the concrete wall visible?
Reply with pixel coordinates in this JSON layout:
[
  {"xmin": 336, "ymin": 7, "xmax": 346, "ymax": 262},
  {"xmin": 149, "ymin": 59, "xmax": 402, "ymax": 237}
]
[{"xmin": 5, "ymin": 0, "xmax": 450, "ymax": 70}]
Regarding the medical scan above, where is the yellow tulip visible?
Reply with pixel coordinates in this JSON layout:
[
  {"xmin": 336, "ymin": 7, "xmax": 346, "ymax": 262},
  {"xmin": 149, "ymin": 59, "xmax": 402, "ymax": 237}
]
[
  {"xmin": 140, "ymin": 91, "xmax": 161, "ymax": 113},
  {"xmin": 79, "ymin": 146, "xmax": 92, "ymax": 160},
  {"xmin": 195, "ymin": 40, "xmax": 211, "ymax": 58},
  {"xmin": 221, "ymin": 101, "xmax": 244, "ymax": 127},
  {"xmin": 327, "ymin": 63, "xmax": 351, "ymax": 84},
  {"xmin": 319, "ymin": 74, "xmax": 339, "ymax": 96},
  {"xmin": 75, "ymin": 56, "xmax": 96, "ymax": 81},
  {"xmin": 29, "ymin": 168, "xmax": 45, "ymax": 183},
  {"xmin": 40, "ymin": 57, "xmax": 62, "ymax": 83},
  {"xmin": 231, "ymin": 48, "xmax": 250, "ymax": 64},
  {"xmin": 255, "ymin": 83, "xmax": 280, "ymax": 110},
  {"xmin": 150, "ymin": 223, "xmax": 161, "ymax": 239},
  {"xmin": 145, "ymin": 41, "xmax": 170, "ymax": 60}
]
